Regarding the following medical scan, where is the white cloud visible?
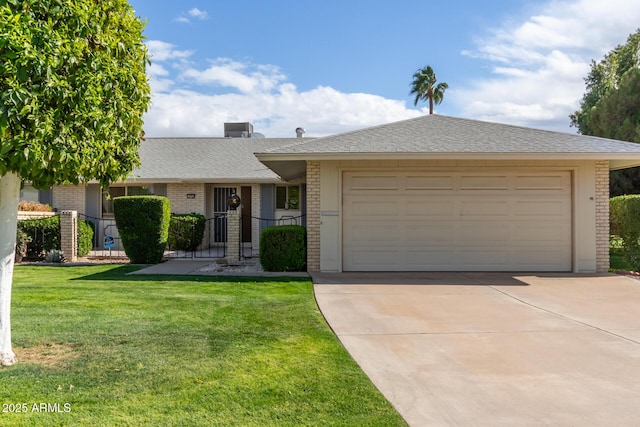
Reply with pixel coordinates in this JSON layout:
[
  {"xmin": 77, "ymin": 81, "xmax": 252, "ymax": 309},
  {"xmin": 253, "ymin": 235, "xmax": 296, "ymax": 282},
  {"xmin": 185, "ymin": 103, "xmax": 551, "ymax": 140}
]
[
  {"xmin": 146, "ymin": 40, "xmax": 193, "ymax": 62},
  {"xmin": 175, "ymin": 8, "xmax": 209, "ymax": 24},
  {"xmin": 188, "ymin": 8, "xmax": 209, "ymax": 20},
  {"xmin": 181, "ymin": 59, "xmax": 287, "ymax": 94},
  {"xmin": 143, "ymin": 58, "xmax": 420, "ymax": 137},
  {"xmin": 454, "ymin": 0, "xmax": 640, "ymax": 131}
]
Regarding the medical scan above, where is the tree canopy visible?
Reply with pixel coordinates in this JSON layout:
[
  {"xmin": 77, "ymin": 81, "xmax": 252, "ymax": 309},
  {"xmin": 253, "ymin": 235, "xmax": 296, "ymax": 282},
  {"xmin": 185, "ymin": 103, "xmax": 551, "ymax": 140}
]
[
  {"xmin": 570, "ymin": 28, "xmax": 640, "ymax": 136},
  {"xmin": 410, "ymin": 65, "xmax": 448, "ymax": 114},
  {"xmin": 570, "ymin": 28, "xmax": 640, "ymax": 196},
  {"xmin": 0, "ymin": 0, "xmax": 151, "ymax": 189}
]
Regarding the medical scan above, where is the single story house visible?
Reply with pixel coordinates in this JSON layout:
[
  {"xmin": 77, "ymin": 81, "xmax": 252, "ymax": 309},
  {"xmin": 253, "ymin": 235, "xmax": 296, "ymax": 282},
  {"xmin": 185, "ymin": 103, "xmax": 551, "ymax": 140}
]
[
  {"xmin": 38, "ymin": 123, "xmax": 310, "ymax": 251},
  {"xmin": 36, "ymin": 115, "xmax": 640, "ymax": 273},
  {"xmin": 256, "ymin": 114, "xmax": 640, "ymax": 273}
]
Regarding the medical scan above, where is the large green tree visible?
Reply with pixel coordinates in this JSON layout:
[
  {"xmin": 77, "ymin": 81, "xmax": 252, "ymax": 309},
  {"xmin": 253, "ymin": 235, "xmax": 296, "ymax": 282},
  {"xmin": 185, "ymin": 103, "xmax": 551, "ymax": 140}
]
[
  {"xmin": 0, "ymin": 0, "xmax": 150, "ymax": 366},
  {"xmin": 570, "ymin": 29, "xmax": 640, "ymax": 195},
  {"xmin": 410, "ymin": 65, "xmax": 448, "ymax": 114}
]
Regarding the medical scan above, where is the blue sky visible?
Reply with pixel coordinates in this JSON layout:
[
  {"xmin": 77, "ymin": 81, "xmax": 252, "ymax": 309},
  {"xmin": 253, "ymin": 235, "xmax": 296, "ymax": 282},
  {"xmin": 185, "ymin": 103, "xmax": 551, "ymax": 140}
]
[{"xmin": 129, "ymin": 0, "xmax": 640, "ymax": 138}]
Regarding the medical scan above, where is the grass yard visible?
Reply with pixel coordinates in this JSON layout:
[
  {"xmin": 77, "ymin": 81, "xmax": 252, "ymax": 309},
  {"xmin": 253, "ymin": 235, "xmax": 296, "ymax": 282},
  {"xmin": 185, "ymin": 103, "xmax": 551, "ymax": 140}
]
[{"xmin": 1, "ymin": 265, "xmax": 406, "ymax": 426}]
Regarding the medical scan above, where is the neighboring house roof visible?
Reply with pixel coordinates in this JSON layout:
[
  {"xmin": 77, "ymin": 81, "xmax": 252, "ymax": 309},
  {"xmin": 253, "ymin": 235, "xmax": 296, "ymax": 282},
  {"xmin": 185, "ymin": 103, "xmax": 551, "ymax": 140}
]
[
  {"xmin": 127, "ymin": 137, "xmax": 309, "ymax": 183},
  {"xmin": 256, "ymin": 115, "xmax": 640, "ymax": 180}
]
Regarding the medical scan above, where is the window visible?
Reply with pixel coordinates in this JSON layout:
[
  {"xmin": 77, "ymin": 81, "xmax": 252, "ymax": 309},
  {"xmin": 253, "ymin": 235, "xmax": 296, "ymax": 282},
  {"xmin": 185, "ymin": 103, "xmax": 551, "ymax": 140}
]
[
  {"xmin": 275, "ymin": 185, "xmax": 300, "ymax": 210},
  {"xmin": 102, "ymin": 186, "xmax": 152, "ymax": 216}
]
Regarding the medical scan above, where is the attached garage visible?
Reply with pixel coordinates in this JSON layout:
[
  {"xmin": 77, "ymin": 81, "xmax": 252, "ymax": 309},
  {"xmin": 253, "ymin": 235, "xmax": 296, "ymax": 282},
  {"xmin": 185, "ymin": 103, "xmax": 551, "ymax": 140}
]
[
  {"xmin": 256, "ymin": 114, "xmax": 640, "ymax": 273},
  {"xmin": 342, "ymin": 170, "xmax": 572, "ymax": 271}
]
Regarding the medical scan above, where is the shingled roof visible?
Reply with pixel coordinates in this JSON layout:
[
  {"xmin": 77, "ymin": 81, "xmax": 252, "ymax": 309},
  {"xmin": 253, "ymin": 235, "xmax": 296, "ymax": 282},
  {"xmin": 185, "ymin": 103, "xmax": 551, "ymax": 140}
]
[
  {"xmin": 128, "ymin": 137, "xmax": 303, "ymax": 183},
  {"xmin": 255, "ymin": 115, "xmax": 640, "ymax": 179}
]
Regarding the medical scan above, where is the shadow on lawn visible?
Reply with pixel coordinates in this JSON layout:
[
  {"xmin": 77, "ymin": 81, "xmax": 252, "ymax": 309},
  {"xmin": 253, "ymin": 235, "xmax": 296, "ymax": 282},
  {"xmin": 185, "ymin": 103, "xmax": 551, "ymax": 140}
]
[{"xmin": 72, "ymin": 265, "xmax": 309, "ymax": 283}]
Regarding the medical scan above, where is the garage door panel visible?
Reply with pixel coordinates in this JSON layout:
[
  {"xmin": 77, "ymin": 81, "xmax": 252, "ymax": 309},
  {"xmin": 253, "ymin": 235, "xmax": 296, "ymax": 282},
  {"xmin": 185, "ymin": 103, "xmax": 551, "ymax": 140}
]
[
  {"xmin": 348, "ymin": 175, "xmax": 400, "ymax": 190},
  {"xmin": 458, "ymin": 223, "xmax": 510, "ymax": 242},
  {"xmin": 460, "ymin": 200, "xmax": 510, "ymax": 217},
  {"xmin": 513, "ymin": 200, "xmax": 570, "ymax": 216},
  {"xmin": 406, "ymin": 200, "xmax": 456, "ymax": 217},
  {"xmin": 514, "ymin": 174, "xmax": 568, "ymax": 190},
  {"xmin": 406, "ymin": 175, "xmax": 454, "ymax": 190},
  {"xmin": 460, "ymin": 175, "xmax": 509, "ymax": 190},
  {"xmin": 349, "ymin": 200, "xmax": 399, "ymax": 217},
  {"xmin": 348, "ymin": 223, "xmax": 400, "ymax": 242},
  {"xmin": 343, "ymin": 170, "xmax": 572, "ymax": 272},
  {"xmin": 458, "ymin": 249, "xmax": 509, "ymax": 267},
  {"xmin": 514, "ymin": 224, "xmax": 570, "ymax": 242}
]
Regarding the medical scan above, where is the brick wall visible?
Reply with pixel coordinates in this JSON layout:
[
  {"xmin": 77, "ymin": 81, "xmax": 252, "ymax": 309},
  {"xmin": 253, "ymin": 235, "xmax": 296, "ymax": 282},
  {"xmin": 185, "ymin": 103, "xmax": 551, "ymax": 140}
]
[
  {"xmin": 306, "ymin": 161, "xmax": 320, "ymax": 272},
  {"xmin": 52, "ymin": 185, "xmax": 86, "ymax": 213},
  {"xmin": 167, "ymin": 183, "xmax": 206, "ymax": 214},
  {"xmin": 59, "ymin": 210, "xmax": 78, "ymax": 262},
  {"xmin": 595, "ymin": 160, "xmax": 610, "ymax": 273},
  {"xmin": 227, "ymin": 208, "xmax": 241, "ymax": 262}
]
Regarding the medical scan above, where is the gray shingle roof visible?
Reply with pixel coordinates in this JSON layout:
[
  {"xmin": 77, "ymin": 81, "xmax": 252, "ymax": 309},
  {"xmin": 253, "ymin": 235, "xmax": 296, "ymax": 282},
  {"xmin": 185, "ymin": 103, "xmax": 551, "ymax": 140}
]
[
  {"xmin": 129, "ymin": 137, "xmax": 305, "ymax": 182},
  {"xmin": 259, "ymin": 115, "xmax": 640, "ymax": 155}
]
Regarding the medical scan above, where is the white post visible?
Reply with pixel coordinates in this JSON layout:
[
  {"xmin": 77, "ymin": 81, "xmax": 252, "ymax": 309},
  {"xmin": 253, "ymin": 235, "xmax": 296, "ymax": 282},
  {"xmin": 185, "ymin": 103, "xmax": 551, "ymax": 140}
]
[{"xmin": 0, "ymin": 172, "xmax": 21, "ymax": 366}]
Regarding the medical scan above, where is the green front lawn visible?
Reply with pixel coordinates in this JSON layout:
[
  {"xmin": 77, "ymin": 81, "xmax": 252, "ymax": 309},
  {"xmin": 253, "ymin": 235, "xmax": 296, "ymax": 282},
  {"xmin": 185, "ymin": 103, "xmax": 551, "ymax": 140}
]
[{"xmin": 2, "ymin": 265, "xmax": 406, "ymax": 426}]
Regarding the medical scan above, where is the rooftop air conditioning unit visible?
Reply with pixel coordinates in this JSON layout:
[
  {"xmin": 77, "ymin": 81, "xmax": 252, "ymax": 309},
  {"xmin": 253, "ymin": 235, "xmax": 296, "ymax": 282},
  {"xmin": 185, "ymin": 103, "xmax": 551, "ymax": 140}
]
[{"xmin": 224, "ymin": 122, "xmax": 253, "ymax": 138}]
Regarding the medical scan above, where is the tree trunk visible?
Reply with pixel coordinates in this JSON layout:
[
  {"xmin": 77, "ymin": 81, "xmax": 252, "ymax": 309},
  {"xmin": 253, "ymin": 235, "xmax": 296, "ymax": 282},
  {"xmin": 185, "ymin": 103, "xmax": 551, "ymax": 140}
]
[{"xmin": 0, "ymin": 172, "xmax": 20, "ymax": 366}]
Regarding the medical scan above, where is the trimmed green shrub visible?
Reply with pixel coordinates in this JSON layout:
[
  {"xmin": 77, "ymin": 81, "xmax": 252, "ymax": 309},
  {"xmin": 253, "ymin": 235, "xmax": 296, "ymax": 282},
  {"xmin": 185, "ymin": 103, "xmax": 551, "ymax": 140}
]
[
  {"xmin": 260, "ymin": 225, "xmax": 306, "ymax": 272},
  {"xmin": 610, "ymin": 195, "xmax": 640, "ymax": 270},
  {"xmin": 113, "ymin": 196, "xmax": 171, "ymax": 264},
  {"xmin": 45, "ymin": 249, "xmax": 66, "ymax": 263},
  {"xmin": 77, "ymin": 220, "xmax": 95, "ymax": 257},
  {"xmin": 168, "ymin": 213, "xmax": 206, "ymax": 251},
  {"xmin": 18, "ymin": 216, "xmax": 60, "ymax": 259}
]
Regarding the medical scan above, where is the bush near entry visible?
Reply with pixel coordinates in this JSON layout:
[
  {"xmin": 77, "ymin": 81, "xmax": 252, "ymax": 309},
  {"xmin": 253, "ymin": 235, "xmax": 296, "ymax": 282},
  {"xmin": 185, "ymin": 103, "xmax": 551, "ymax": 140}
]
[
  {"xmin": 168, "ymin": 213, "xmax": 206, "ymax": 251},
  {"xmin": 260, "ymin": 225, "xmax": 307, "ymax": 272},
  {"xmin": 113, "ymin": 196, "xmax": 171, "ymax": 264},
  {"xmin": 610, "ymin": 195, "xmax": 640, "ymax": 270}
]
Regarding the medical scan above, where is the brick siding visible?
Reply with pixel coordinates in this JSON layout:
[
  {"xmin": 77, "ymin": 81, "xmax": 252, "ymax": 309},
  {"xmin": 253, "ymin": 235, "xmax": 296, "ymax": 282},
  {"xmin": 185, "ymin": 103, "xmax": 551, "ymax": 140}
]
[
  {"xmin": 306, "ymin": 161, "xmax": 321, "ymax": 272},
  {"xmin": 166, "ymin": 183, "xmax": 206, "ymax": 214},
  {"xmin": 52, "ymin": 185, "xmax": 86, "ymax": 213},
  {"xmin": 595, "ymin": 160, "xmax": 610, "ymax": 273}
]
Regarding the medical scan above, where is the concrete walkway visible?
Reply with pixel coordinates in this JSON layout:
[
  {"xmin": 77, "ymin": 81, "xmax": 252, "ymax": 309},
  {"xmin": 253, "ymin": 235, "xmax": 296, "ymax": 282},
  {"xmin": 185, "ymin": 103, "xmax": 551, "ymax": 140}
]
[
  {"xmin": 313, "ymin": 272, "xmax": 640, "ymax": 426},
  {"xmin": 128, "ymin": 259, "xmax": 310, "ymax": 277}
]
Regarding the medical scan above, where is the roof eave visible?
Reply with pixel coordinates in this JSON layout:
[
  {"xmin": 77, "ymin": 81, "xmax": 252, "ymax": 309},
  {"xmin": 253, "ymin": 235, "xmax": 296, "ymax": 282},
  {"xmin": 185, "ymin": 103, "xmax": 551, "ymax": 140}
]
[{"xmin": 256, "ymin": 152, "xmax": 640, "ymax": 175}]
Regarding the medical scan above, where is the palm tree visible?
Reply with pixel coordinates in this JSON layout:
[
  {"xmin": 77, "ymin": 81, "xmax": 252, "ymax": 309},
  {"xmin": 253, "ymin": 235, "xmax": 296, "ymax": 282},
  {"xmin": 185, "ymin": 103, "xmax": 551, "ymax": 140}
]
[{"xmin": 410, "ymin": 65, "xmax": 448, "ymax": 114}]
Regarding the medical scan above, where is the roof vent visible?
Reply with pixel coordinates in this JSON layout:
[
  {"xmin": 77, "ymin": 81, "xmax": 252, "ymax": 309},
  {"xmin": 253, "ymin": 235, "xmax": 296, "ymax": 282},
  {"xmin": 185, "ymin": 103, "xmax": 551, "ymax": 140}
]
[
  {"xmin": 224, "ymin": 122, "xmax": 254, "ymax": 138},
  {"xmin": 295, "ymin": 127, "xmax": 305, "ymax": 138}
]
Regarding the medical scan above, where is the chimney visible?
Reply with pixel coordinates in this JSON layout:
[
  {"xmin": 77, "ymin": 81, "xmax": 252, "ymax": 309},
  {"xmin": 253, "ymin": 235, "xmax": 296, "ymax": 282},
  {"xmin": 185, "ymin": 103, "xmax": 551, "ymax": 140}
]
[{"xmin": 295, "ymin": 127, "xmax": 305, "ymax": 138}]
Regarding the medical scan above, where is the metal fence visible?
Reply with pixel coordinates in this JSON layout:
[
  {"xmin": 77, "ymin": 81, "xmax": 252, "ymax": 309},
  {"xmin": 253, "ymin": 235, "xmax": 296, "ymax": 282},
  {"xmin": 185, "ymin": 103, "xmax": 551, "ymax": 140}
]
[
  {"xmin": 164, "ymin": 214, "xmax": 227, "ymax": 259},
  {"xmin": 79, "ymin": 214, "xmax": 127, "ymax": 258},
  {"xmin": 16, "ymin": 213, "xmax": 61, "ymax": 260}
]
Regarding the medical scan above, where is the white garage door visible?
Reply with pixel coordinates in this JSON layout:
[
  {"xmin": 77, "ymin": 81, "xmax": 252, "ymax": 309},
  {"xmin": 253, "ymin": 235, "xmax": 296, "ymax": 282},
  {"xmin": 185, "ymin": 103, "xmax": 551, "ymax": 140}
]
[{"xmin": 343, "ymin": 171, "xmax": 572, "ymax": 271}]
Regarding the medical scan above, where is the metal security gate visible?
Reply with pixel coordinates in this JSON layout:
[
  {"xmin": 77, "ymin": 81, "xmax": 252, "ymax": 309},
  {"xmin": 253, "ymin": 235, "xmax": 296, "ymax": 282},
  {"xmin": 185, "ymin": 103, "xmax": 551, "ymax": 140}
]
[
  {"xmin": 213, "ymin": 187, "xmax": 236, "ymax": 243},
  {"xmin": 79, "ymin": 214, "xmax": 126, "ymax": 258},
  {"xmin": 165, "ymin": 214, "xmax": 227, "ymax": 259}
]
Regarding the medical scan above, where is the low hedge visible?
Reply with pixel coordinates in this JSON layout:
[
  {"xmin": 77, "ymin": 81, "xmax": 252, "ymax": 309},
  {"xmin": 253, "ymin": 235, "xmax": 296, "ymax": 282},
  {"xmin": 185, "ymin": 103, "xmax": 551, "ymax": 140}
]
[
  {"xmin": 610, "ymin": 195, "xmax": 640, "ymax": 270},
  {"xmin": 17, "ymin": 216, "xmax": 94, "ymax": 259},
  {"xmin": 18, "ymin": 216, "xmax": 60, "ymax": 259},
  {"xmin": 113, "ymin": 196, "xmax": 171, "ymax": 264},
  {"xmin": 259, "ymin": 225, "xmax": 306, "ymax": 272},
  {"xmin": 168, "ymin": 213, "xmax": 206, "ymax": 251}
]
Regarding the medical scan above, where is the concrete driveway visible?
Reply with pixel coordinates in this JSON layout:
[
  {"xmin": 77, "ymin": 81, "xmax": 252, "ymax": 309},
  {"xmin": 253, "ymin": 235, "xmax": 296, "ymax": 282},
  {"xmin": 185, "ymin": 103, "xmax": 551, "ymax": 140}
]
[{"xmin": 313, "ymin": 272, "xmax": 640, "ymax": 426}]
